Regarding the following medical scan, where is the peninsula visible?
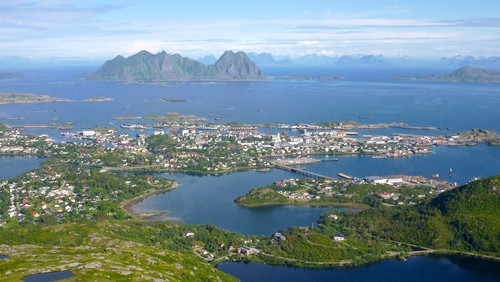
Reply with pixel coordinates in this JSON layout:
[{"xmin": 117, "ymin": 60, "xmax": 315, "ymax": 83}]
[
  {"xmin": 89, "ymin": 50, "xmax": 263, "ymax": 82},
  {"xmin": 235, "ymin": 175, "xmax": 455, "ymax": 209}
]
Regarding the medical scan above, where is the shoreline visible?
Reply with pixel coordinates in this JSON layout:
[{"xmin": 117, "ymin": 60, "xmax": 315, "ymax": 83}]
[
  {"xmin": 120, "ymin": 181, "xmax": 180, "ymax": 219},
  {"xmin": 236, "ymin": 201, "xmax": 368, "ymax": 210}
]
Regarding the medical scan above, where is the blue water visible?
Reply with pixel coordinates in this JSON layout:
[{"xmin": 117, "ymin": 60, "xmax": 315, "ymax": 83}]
[
  {"xmin": 307, "ymin": 145, "xmax": 500, "ymax": 185},
  {"xmin": 132, "ymin": 170, "xmax": 337, "ymax": 235},
  {"xmin": 0, "ymin": 156, "xmax": 44, "ymax": 179},
  {"xmin": 0, "ymin": 67, "xmax": 499, "ymax": 134},
  {"xmin": 217, "ymin": 255, "xmax": 500, "ymax": 282}
]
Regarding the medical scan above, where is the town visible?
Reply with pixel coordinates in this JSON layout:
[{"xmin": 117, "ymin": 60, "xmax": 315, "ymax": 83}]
[{"xmin": 0, "ymin": 120, "xmax": 498, "ymax": 224}]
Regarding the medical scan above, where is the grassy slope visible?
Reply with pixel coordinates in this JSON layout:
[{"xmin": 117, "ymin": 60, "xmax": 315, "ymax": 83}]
[{"xmin": 0, "ymin": 221, "xmax": 236, "ymax": 281}]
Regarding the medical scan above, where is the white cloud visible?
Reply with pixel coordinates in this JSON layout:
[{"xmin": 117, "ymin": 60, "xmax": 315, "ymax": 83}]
[
  {"xmin": 298, "ymin": 41, "xmax": 321, "ymax": 46},
  {"xmin": 0, "ymin": 2, "xmax": 498, "ymax": 59}
]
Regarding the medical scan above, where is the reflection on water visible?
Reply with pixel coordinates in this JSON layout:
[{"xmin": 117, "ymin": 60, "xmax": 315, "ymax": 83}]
[{"xmin": 217, "ymin": 255, "xmax": 500, "ymax": 282}]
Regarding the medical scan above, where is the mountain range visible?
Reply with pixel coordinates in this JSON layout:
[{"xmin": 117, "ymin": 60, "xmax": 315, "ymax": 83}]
[
  {"xmin": 90, "ymin": 50, "xmax": 263, "ymax": 82},
  {"xmin": 335, "ymin": 55, "xmax": 389, "ymax": 66},
  {"xmin": 198, "ymin": 53, "xmax": 500, "ymax": 68},
  {"xmin": 3, "ymin": 53, "xmax": 499, "ymax": 69}
]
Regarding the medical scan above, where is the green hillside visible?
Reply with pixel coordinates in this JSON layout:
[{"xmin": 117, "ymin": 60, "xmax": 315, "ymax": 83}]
[{"xmin": 339, "ymin": 176, "xmax": 500, "ymax": 255}]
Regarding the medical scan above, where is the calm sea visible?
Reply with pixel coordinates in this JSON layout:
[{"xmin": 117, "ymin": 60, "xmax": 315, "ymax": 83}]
[{"xmin": 0, "ymin": 66, "xmax": 498, "ymax": 134}]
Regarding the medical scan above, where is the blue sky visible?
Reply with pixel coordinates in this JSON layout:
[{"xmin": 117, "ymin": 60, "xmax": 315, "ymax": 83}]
[{"xmin": 1, "ymin": 0, "xmax": 499, "ymax": 60}]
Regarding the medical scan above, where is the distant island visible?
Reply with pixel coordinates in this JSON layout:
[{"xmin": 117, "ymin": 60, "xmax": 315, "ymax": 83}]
[
  {"xmin": 0, "ymin": 93, "xmax": 71, "ymax": 104},
  {"xmin": 400, "ymin": 66, "xmax": 500, "ymax": 83},
  {"xmin": 113, "ymin": 115, "xmax": 142, "ymax": 120},
  {"xmin": 83, "ymin": 96, "xmax": 113, "ymax": 102},
  {"xmin": 144, "ymin": 112, "xmax": 207, "ymax": 123},
  {"xmin": 89, "ymin": 50, "xmax": 263, "ymax": 82},
  {"xmin": 158, "ymin": 98, "xmax": 187, "ymax": 103}
]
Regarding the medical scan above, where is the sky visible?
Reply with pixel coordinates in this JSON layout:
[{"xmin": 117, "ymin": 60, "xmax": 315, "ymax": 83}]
[{"xmin": 1, "ymin": 0, "xmax": 500, "ymax": 60}]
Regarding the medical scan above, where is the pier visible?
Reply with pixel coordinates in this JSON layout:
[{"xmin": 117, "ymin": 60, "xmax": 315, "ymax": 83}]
[{"xmin": 272, "ymin": 162, "xmax": 334, "ymax": 180}]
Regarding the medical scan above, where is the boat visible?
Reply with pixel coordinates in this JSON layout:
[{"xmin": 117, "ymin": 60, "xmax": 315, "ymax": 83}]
[{"xmin": 448, "ymin": 168, "xmax": 453, "ymax": 177}]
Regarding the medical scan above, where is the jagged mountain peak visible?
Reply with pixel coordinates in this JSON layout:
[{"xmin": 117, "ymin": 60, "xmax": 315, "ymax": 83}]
[{"xmin": 91, "ymin": 50, "xmax": 263, "ymax": 82}]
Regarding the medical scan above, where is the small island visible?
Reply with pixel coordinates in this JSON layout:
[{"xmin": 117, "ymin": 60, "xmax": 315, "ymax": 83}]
[
  {"xmin": 144, "ymin": 112, "xmax": 207, "ymax": 123},
  {"xmin": 0, "ymin": 93, "xmax": 72, "ymax": 104},
  {"xmin": 83, "ymin": 96, "xmax": 114, "ymax": 102},
  {"xmin": 113, "ymin": 115, "xmax": 142, "ymax": 120},
  {"xmin": 158, "ymin": 98, "xmax": 187, "ymax": 103}
]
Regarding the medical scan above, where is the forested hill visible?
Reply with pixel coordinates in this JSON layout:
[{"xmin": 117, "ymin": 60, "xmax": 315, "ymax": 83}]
[
  {"xmin": 90, "ymin": 50, "xmax": 263, "ymax": 82},
  {"xmin": 430, "ymin": 175, "xmax": 499, "ymax": 217},
  {"xmin": 339, "ymin": 175, "xmax": 500, "ymax": 256}
]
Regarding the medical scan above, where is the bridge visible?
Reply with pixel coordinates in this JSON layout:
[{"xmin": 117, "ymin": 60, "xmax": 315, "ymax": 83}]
[{"xmin": 272, "ymin": 162, "xmax": 334, "ymax": 180}]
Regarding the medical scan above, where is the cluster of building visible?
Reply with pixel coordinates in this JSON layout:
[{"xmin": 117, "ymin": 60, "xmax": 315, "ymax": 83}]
[
  {"xmin": 25, "ymin": 122, "xmax": 492, "ymax": 175},
  {"xmin": 172, "ymin": 127, "xmax": 437, "ymax": 160},
  {"xmin": 0, "ymin": 128, "xmax": 53, "ymax": 155},
  {"xmin": 142, "ymin": 127, "xmax": 442, "ymax": 173},
  {"xmin": 272, "ymin": 173, "xmax": 457, "ymax": 206},
  {"xmin": 1, "ymin": 168, "xmax": 94, "ymax": 223}
]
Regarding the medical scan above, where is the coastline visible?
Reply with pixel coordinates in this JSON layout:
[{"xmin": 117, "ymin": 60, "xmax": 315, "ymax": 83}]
[
  {"xmin": 236, "ymin": 201, "xmax": 368, "ymax": 210},
  {"xmin": 121, "ymin": 181, "xmax": 180, "ymax": 219}
]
